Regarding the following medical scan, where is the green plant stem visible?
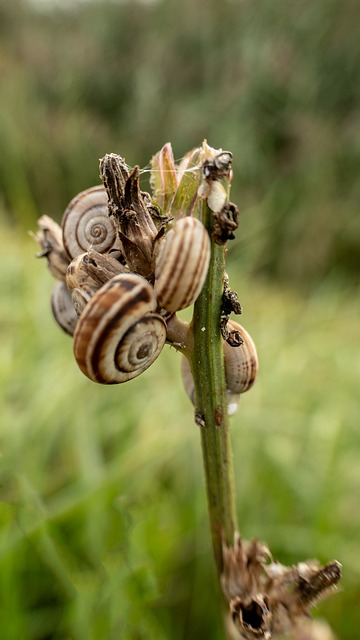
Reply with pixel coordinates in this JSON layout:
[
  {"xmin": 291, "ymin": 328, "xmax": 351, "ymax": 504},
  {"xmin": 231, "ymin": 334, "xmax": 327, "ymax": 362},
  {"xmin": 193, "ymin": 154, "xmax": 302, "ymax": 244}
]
[{"xmin": 191, "ymin": 200, "xmax": 238, "ymax": 576}]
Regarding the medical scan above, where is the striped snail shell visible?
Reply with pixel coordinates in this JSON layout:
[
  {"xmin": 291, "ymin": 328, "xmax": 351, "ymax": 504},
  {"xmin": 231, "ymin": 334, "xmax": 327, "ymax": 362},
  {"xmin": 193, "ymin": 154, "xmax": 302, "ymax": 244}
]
[
  {"xmin": 62, "ymin": 186, "xmax": 120, "ymax": 259},
  {"xmin": 181, "ymin": 320, "xmax": 258, "ymax": 415},
  {"xmin": 73, "ymin": 273, "xmax": 167, "ymax": 384},
  {"xmin": 154, "ymin": 217, "xmax": 210, "ymax": 312},
  {"xmin": 33, "ymin": 215, "xmax": 70, "ymax": 281},
  {"xmin": 66, "ymin": 254, "xmax": 94, "ymax": 317},
  {"xmin": 224, "ymin": 320, "xmax": 258, "ymax": 395},
  {"xmin": 50, "ymin": 281, "xmax": 78, "ymax": 336}
]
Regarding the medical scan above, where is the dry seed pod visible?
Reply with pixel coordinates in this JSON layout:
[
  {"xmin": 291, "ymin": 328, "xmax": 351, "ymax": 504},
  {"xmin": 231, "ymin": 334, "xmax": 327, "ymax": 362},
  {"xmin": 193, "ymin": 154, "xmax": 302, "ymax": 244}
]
[
  {"xmin": 181, "ymin": 321, "xmax": 258, "ymax": 415},
  {"xmin": 73, "ymin": 273, "xmax": 167, "ymax": 384},
  {"xmin": 62, "ymin": 186, "xmax": 120, "ymax": 259},
  {"xmin": 50, "ymin": 281, "xmax": 78, "ymax": 336},
  {"xmin": 154, "ymin": 217, "xmax": 210, "ymax": 312}
]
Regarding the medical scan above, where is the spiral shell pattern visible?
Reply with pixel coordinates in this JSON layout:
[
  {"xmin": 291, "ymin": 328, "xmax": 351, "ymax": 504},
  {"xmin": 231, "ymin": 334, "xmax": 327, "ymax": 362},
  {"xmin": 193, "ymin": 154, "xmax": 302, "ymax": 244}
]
[
  {"xmin": 73, "ymin": 273, "xmax": 167, "ymax": 384},
  {"xmin": 51, "ymin": 281, "xmax": 78, "ymax": 336},
  {"xmin": 154, "ymin": 217, "xmax": 210, "ymax": 312},
  {"xmin": 62, "ymin": 186, "xmax": 118, "ymax": 258}
]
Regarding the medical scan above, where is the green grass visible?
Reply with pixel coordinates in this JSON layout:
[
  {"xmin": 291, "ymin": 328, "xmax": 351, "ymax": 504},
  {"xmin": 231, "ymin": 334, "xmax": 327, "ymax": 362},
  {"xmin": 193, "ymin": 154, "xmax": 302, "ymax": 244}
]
[{"xmin": 1, "ymin": 221, "xmax": 359, "ymax": 638}]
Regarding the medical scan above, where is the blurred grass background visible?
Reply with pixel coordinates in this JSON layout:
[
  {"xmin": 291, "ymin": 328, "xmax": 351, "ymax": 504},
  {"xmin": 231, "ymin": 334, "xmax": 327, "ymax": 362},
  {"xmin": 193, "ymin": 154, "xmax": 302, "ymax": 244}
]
[{"xmin": 0, "ymin": 0, "xmax": 359, "ymax": 638}]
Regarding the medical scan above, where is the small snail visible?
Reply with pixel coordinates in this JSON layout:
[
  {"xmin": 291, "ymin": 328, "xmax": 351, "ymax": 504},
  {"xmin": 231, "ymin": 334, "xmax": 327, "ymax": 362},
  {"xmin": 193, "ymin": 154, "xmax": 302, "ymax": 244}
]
[
  {"xmin": 50, "ymin": 281, "xmax": 78, "ymax": 336},
  {"xmin": 223, "ymin": 320, "xmax": 258, "ymax": 395},
  {"xmin": 62, "ymin": 185, "xmax": 120, "ymax": 259},
  {"xmin": 154, "ymin": 217, "xmax": 211, "ymax": 312},
  {"xmin": 66, "ymin": 249, "xmax": 127, "ymax": 316},
  {"xmin": 181, "ymin": 320, "xmax": 258, "ymax": 415},
  {"xmin": 32, "ymin": 215, "xmax": 70, "ymax": 281},
  {"xmin": 73, "ymin": 273, "xmax": 167, "ymax": 384}
]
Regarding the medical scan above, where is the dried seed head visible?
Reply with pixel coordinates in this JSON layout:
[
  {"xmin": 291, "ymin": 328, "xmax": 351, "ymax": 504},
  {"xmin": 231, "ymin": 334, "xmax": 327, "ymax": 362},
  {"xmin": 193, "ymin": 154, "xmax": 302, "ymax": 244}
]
[
  {"xmin": 222, "ymin": 535, "xmax": 341, "ymax": 640},
  {"xmin": 100, "ymin": 156, "xmax": 159, "ymax": 277},
  {"xmin": 51, "ymin": 281, "xmax": 78, "ymax": 335}
]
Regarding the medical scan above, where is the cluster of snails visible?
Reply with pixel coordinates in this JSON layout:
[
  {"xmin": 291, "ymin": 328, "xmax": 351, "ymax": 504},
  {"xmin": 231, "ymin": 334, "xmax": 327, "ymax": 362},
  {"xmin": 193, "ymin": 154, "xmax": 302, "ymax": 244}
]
[{"xmin": 33, "ymin": 142, "xmax": 258, "ymax": 414}]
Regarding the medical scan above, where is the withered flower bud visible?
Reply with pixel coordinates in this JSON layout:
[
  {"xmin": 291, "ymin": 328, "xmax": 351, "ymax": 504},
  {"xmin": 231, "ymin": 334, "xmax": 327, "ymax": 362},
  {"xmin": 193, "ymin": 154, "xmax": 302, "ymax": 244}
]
[
  {"xmin": 221, "ymin": 534, "xmax": 341, "ymax": 640},
  {"xmin": 100, "ymin": 154, "xmax": 159, "ymax": 279}
]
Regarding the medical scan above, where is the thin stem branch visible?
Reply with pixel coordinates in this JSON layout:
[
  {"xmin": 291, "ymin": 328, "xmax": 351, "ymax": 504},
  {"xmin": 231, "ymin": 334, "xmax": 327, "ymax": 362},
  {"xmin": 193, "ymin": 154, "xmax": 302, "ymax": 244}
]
[{"xmin": 191, "ymin": 198, "xmax": 237, "ymax": 576}]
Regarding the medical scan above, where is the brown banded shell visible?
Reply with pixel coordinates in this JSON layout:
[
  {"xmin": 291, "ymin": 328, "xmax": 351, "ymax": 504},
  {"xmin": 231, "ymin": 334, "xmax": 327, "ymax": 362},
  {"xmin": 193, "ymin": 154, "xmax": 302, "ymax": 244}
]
[
  {"xmin": 73, "ymin": 273, "xmax": 167, "ymax": 384},
  {"xmin": 154, "ymin": 217, "xmax": 210, "ymax": 312},
  {"xmin": 181, "ymin": 320, "xmax": 258, "ymax": 415},
  {"xmin": 62, "ymin": 185, "xmax": 119, "ymax": 259},
  {"xmin": 50, "ymin": 281, "xmax": 78, "ymax": 336},
  {"xmin": 224, "ymin": 320, "xmax": 258, "ymax": 394}
]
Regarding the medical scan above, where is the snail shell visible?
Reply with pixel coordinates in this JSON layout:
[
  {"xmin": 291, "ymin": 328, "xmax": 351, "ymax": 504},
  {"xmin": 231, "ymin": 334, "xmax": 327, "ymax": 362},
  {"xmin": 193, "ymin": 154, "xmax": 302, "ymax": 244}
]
[
  {"xmin": 50, "ymin": 281, "xmax": 78, "ymax": 336},
  {"xmin": 154, "ymin": 217, "xmax": 210, "ymax": 312},
  {"xmin": 223, "ymin": 320, "xmax": 258, "ymax": 395},
  {"xmin": 66, "ymin": 250, "xmax": 127, "ymax": 317},
  {"xmin": 73, "ymin": 273, "xmax": 167, "ymax": 384},
  {"xmin": 181, "ymin": 320, "xmax": 258, "ymax": 415},
  {"xmin": 33, "ymin": 215, "xmax": 70, "ymax": 281},
  {"xmin": 62, "ymin": 186, "xmax": 120, "ymax": 259}
]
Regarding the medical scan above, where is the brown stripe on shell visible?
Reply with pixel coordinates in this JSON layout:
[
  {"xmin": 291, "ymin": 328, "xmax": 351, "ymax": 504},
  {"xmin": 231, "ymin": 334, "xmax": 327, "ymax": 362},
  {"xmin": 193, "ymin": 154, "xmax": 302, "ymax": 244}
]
[
  {"xmin": 73, "ymin": 273, "xmax": 166, "ymax": 384},
  {"xmin": 154, "ymin": 217, "xmax": 210, "ymax": 312},
  {"xmin": 50, "ymin": 281, "xmax": 78, "ymax": 336},
  {"xmin": 224, "ymin": 321, "xmax": 259, "ymax": 393},
  {"xmin": 89, "ymin": 286, "xmax": 153, "ymax": 382},
  {"xmin": 155, "ymin": 219, "xmax": 194, "ymax": 308},
  {"xmin": 62, "ymin": 185, "xmax": 119, "ymax": 259}
]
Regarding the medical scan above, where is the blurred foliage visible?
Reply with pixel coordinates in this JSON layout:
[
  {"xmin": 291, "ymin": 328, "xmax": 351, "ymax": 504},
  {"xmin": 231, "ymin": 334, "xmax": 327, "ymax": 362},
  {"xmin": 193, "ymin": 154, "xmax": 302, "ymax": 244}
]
[
  {"xmin": 0, "ymin": 0, "xmax": 359, "ymax": 288},
  {"xmin": 1, "ymin": 224, "xmax": 360, "ymax": 638}
]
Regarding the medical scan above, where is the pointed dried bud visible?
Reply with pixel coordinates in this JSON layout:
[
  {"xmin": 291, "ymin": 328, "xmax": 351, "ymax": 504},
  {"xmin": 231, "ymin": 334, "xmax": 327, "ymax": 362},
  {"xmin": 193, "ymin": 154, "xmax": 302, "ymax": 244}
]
[
  {"xmin": 100, "ymin": 153, "xmax": 130, "ymax": 210},
  {"xmin": 32, "ymin": 215, "xmax": 70, "ymax": 281},
  {"xmin": 100, "ymin": 154, "xmax": 159, "ymax": 278}
]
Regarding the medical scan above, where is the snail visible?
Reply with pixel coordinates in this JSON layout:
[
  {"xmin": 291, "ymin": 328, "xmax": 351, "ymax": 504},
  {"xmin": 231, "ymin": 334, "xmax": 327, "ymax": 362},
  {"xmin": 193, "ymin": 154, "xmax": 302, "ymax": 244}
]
[
  {"xmin": 61, "ymin": 185, "xmax": 120, "ymax": 259},
  {"xmin": 66, "ymin": 249, "xmax": 127, "ymax": 316},
  {"xmin": 154, "ymin": 217, "xmax": 211, "ymax": 312},
  {"xmin": 32, "ymin": 215, "xmax": 70, "ymax": 281},
  {"xmin": 50, "ymin": 281, "xmax": 78, "ymax": 336},
  {"xmin": 181, "ymin": 320, "xmax": 258, "ymax": 415},
  {"xmin": 73, "ymin": 273, "xmax": 167, "ymax": 384}
]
